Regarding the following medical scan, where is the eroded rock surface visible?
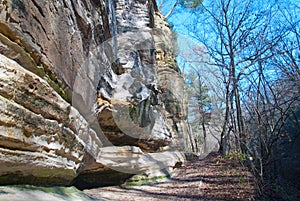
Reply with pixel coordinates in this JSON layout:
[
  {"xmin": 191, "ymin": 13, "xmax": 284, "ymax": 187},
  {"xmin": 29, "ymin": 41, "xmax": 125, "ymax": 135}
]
[{"xmin": 0, "ymin": 0, "xmax": 194, "ymax": 187}]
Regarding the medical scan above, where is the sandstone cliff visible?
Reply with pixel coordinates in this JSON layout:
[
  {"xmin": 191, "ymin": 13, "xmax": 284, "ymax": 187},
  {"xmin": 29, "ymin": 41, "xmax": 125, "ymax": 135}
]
[{"xmin": 0, "ymin": 0, "xmax": 194, "ymax": 188}]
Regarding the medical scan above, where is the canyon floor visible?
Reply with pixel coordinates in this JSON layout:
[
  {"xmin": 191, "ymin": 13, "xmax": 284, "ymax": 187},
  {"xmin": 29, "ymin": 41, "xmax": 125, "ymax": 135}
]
[{"xmin": 84, "ymin": 152, "xmax": 257, "ymax": 201}]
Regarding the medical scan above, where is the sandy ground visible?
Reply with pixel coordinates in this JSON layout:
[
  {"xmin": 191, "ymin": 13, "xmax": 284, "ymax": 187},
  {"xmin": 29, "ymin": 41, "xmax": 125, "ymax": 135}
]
[{"xmin": 84, "ymin": 152, "xmax": 257, "ymax": 201}]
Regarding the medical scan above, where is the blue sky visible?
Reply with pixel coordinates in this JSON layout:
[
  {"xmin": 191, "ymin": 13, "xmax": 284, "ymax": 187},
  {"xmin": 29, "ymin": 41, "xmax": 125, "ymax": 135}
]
[
  {"xmin": 157, "ymin": 0, "xmax": 300, "ymax": 38},
  {"xmin": 157, "ymin": 0, "xmax": 300, "ymax": 68},
  {"xmin": 156, "ymin": 0, "xmax": 300, "ymax": 97}
]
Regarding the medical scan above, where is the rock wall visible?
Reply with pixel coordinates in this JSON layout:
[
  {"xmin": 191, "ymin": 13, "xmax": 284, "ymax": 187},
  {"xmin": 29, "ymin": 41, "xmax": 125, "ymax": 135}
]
[{"xmin": 0, "ymin": 0, "xmax": 193, "ymax": 188}]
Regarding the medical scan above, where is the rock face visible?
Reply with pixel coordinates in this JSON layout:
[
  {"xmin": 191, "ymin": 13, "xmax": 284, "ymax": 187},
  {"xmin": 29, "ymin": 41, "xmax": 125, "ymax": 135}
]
[{"xmin": 0, "ymin": 0, "xmax": 193, "ymax": 188}]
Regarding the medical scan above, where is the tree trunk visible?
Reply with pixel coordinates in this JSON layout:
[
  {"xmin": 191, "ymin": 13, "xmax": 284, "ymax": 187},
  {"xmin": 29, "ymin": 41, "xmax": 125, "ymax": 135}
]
[
  {"xmin": 219, "ymin": 81, "xmax": 231, "ymax": 155},
  {"xmin": 234, "ymin": 82, "xmax": 245, "ymax": 152},
  {"xmin": 202, "ymin": 116, "xmax": 207, "ymax": 153}
]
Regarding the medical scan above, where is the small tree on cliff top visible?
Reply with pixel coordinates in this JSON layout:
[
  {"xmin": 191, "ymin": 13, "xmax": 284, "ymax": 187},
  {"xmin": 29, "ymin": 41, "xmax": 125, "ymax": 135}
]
[{"xmin": 157, "ymin": 0, "xmax": 203, "ymax": 18}]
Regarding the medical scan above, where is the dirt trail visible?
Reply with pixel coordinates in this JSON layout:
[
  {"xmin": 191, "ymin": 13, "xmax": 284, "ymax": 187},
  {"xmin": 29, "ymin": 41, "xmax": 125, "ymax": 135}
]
[{"xmin": 84, "ymin": 152, "xmax": 257, "ymax": 201}]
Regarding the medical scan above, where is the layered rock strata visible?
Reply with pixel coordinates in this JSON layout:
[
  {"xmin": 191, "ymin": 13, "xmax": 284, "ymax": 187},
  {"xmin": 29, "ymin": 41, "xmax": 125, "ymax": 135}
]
[{"xmin": 0, "ymin": 0, "xmax": 194, "ymax": 187}]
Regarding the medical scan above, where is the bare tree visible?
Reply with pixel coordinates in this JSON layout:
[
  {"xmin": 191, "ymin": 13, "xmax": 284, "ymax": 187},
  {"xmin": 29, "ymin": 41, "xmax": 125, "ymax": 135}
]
[
  {"xmin": 186, "ymin": 0, "xmax": 285, "ymax": 154},
  {"xmin": 159, "ymin": 0, "xmax": 300, "ymax": 198},
  {"xmin": 237, "ymin": 2, "xmax": 300, "ymax": 198},
  {"xmin": 243, "ymin": 71, "xmax": 300, "ymax": 198}
]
